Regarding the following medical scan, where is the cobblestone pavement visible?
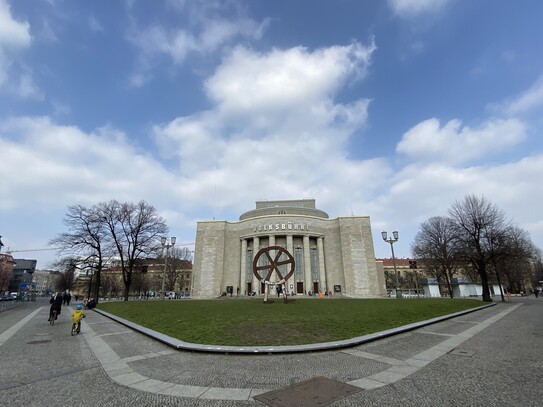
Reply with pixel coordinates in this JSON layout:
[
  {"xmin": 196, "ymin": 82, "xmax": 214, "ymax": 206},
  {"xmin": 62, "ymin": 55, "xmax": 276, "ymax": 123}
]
[{"xmin": 1, "ymin": 296, "xmax": 542, "ymax": 406}]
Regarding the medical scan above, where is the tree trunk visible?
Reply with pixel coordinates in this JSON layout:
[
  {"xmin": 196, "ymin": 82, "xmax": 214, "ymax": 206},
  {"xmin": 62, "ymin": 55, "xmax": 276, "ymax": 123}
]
[
  {"xmin": 478, "ymin": 261, "xmax": 493, "ymax": 302},
  {"xmin": 445, "ymin": 273, "xmax": 454, "ymax": 298},
  {"xmin": 92, "ymin": 269, "xmax": 101, "ymax": 304},
  {"xmin": 122, "ymin": 269, "xmax": 131, "ymax": 301}
]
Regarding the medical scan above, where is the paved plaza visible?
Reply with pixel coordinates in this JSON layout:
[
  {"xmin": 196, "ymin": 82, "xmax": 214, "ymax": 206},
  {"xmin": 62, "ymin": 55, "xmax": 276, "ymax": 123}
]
[{"xmin": 1, "ymin": 296, "xmax": 542, "ymax": 406}]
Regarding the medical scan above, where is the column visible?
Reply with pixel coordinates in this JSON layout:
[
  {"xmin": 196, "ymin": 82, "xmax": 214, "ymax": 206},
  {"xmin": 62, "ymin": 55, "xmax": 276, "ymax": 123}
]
[
  {"xmin": 253, "ymin": 236, "xmax": 260, "ymax": 294},
  {"xmin": 287, "ymin": 235, "xmax": 294, "ymax": 295},
  {"xmin": 317, "ymin": 237, "xmax": 326, "ymax": 292},
  {"xmin": 240, "ymin": 239, "xmax": 247, "ymax": 296},
  {"xmin": 303, "ymin": 235, "xmax": 311, "ymax": 294},
  {"xmin": 268, "ymin": 235, "xmax": 275, "ymax": 285}
]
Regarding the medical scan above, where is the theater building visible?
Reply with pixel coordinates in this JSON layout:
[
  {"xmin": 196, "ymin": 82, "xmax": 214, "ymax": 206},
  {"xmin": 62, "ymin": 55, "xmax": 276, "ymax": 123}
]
[{"xmin": 192, "ymin": 199, "xmax": 386, "ymax": 299}]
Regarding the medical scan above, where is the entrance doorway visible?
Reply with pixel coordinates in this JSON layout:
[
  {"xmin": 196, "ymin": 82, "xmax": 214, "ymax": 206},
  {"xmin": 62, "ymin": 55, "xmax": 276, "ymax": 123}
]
[
  {"xmin": 296, "ymin": 282, "xmax": 304, "ymax": 294},
  {"xmin": 313, "ymin": 282, "xmax": 319, "ymax": 294}
]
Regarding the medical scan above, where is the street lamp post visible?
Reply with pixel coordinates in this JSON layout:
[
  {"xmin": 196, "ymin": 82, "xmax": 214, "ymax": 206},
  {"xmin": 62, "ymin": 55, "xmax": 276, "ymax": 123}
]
[
  {"xmin": 382, "ymin": 231, "xmax": 402, "ymax": 299},
  {"xmin": 160, "ymin": 236, "xmax": 176, "ymax": 300}
]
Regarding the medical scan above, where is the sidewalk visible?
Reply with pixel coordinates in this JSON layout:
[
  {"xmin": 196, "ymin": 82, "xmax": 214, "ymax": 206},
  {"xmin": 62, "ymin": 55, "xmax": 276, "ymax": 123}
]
[
  {"xmin": 1, "ymin": 297, "xmax": 539, "ymax": 406},
  {"xmin": 84, "ymin": 301, "xmax": 513, "ymax": 403}
]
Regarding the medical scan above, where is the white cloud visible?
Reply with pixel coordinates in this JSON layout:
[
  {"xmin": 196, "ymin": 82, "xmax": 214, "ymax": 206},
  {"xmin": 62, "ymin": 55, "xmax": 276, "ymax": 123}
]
[
  {"xmin": 40, "ymin": 17, "xmax": 58, "ymax": 42},
  {"xmin": 369, "ymin": 152, "xmax": 543, "ymax": 258},
  {"xmin": 128, "ymin": 3, "xmax": 268, "ymax": 86},
  {"xmin": 133, "ymin": 18, "xmax": 265, "ymax": 62},
  {"xmin": 151, "ymin": 41, "xmax": 379, "ymax": 215},
  {"xmin": 13, "ymin": 72, "xmax": 43, "ymax": 99},
  {"xmin": 387, "ymin": 0, "xmax": 453, "ymax": 18},
  {"xmin": 0, "ymin": 0, "xmax": 31, "ymax": 88},
  {"xmin": 205, "ymin": 41, "xmax": 375, "ymax": 122},
  {"xmin": 396, "ymin": 117, "xmax": 526, "ymax": 164},
  {"xmin": 0, "ymin": 0, "xmax": 43, "ymax": 99},
  {"xmin": 51, "ymin": 100, "xmax": 71, "ymax": 116},
  {"xmin": 89, "ymin": 15, "xmax": 104, "ymax": 32},
  {"xmin": 499, "ymin": 74, "xmax": 543, "ymax": 115},
  {"xmin": 0, "ymin": 117, "xmax": 178, "ymax": 211},
  {"xmin": 0, "ymin": 0, "xmax": 31, "ymax": 49}
]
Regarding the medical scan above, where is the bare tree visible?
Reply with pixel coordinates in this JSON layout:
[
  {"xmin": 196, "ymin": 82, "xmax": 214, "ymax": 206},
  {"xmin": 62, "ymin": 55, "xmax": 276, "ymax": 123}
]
[
  {"xmin": 0, "ymin": 254, "xmax": 13, "ymax": 293},
  {"xmin": 131, "ymin": 263, "xmax": 150, "ymax": 297},
  {"xmin": 99, "ymin": 200, "xmax": 168, "ymax": 301},
  {"xmin": 49, "ymin": 204, "xmax": 112, "ymax": 303},
  {"xmin": 493, "ymin": 226, "xmax": 538, "ymax": 294},
  {"xmin": 531, "ymin": 248, "xmax": 543, "ymax": 290},
  {"xmin": 177, "ymin": 247, "xmax": 193, "ymax": 261},
  {"xmin": 449, "ymin": 195, "xmax": 509, "ymax": 302},
  {"xmin": 50, "ymin": 258, "xmax": 78, "ymax": 292},
  {"xmin": 411, "ymin": 216, "xmax": 460, "ymax": 298},
  {"xmin": 99, "ymin": 270, "xmax": 122, "ymax": 299},
  {"xmin": 383, "ymin": 270, "xmax": 395, "ymax": 292},
  {"xmin": 162, "ymin": 247, "xmax": 191, "ymax": 292}
]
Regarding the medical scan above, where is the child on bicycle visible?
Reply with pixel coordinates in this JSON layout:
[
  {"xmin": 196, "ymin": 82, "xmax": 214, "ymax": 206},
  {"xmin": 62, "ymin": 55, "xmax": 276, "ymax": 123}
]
[{"xmin": 71, "ymin": 304, "xmax": 86, "ymax": 333}]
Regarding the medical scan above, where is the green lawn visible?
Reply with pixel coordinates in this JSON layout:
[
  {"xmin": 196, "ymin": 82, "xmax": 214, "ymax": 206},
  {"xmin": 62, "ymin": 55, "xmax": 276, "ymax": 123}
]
[{"xmin": 97, "ymin": 297, "xmax": 482, "ymax": 346}]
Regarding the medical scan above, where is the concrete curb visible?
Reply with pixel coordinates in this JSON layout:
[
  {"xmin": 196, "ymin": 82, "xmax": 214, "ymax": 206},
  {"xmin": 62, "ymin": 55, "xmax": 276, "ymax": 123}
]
[{"xmin": 93, "ymin": 302, "xmax": 496, "ymax": 354}]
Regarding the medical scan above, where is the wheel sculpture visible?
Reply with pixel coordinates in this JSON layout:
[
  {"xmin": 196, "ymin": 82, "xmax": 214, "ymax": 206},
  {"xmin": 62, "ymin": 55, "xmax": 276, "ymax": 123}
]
[{"xmin": 252, "ymin": 246, "xmax": 295, "ymax": 303}]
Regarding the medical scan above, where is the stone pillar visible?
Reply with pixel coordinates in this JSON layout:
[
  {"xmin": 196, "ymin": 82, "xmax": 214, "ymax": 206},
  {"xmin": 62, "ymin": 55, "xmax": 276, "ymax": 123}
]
[
  {"xmin": 253, "ymin": 236, "xmax": 260, "ymax": 294},
  {"xmin": 303, "ymin": 235, "xmax": 311, "ymax": 294},
  {"xmin": 287, "ymin": 234, "xmax": 294, "ymax": 295},
  {"xmin": 268, "ymin": 235, "xmax": 275, "ymax": 285},
  {"xmin": 317, "ymin": 237, "xmax": 326, "ymax": 293},
  {"xmin": 240, "ymin": 238, "xmax": 247, "ymax": 296}
]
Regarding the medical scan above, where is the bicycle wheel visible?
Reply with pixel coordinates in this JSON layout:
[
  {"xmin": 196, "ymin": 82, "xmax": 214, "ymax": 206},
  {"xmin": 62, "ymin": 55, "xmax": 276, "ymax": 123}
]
[
  {"xmin": 71, "ymin": 323, "xmax": 76, "ymax": 336},
  {"xmin": 50, "ymin": 310, "xmax": 57, "ymax": 326}
]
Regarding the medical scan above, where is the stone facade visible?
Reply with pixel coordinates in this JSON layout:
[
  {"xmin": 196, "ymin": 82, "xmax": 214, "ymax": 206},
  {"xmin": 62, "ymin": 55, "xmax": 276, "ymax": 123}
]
[{"xmin": 192, "ymin": 199, "xmax": 386, "ymax": 299}]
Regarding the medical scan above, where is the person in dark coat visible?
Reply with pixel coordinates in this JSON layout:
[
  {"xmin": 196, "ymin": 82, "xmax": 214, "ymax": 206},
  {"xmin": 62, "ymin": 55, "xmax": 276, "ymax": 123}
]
[{"xmin": 49, "ymin": 292, "xmax": 63, "ymax": 321}]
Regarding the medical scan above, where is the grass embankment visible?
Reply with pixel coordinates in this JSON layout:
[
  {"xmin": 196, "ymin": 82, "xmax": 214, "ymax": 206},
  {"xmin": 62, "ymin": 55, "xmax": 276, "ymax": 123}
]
[{"xmin": 98, "ymin": 298, "xmax": 482, "ymax": 346}]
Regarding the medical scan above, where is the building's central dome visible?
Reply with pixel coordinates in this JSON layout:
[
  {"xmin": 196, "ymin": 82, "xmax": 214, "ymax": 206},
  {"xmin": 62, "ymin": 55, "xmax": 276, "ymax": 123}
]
[{"xmin": 239, "ymin": 199, "xmax": 329, "ymax": 220}]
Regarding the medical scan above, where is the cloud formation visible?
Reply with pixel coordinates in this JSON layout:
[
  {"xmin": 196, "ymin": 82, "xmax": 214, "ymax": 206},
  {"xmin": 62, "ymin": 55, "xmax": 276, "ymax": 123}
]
[
  {"xmin": 396, "ymin": 118, "xmax": 526, "ymax": 164},
  {"xmin": 500, "ymin": 74, "xmax": 543, "ymax": 116},
  {"xmin": 387, "ymin": 0, "xmax": 453, "ymax": 18},
  {"xmin": 0, "ymin": 0, "xmax": 31, "ymax": 89},
  {"xmin": 152, "ymin": 40, "xmax": 378, "ymax": 212},
  {"xmin": 128, "ymin": 2, "xmax": 268, "ymax": 87}
]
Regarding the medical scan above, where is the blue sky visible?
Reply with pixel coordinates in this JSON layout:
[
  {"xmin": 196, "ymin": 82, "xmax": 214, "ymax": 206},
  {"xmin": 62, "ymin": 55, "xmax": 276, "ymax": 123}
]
[{"xmin": 1, "ymin": 0, "xmax": 543, "ymax": 269}]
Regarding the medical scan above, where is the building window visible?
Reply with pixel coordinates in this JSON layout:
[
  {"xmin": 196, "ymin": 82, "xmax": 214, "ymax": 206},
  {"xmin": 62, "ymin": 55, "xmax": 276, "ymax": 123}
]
[
  {"xmin": 310, "ymin": 247, "xmax": 319, "ymax": 280},
  {"xmin": 294, "ymin": 247, "xmax": 303, "ymax": 280},
  {"xmin": 277, "ymin": 245, "xmax": 288, "ymax": 278},
  {"xmin": 246, "ymin": 249, "xmax": 253, "ymax": 279},
  {"xmin": 259, "ymin": 247, "xmax": 269, "ymax": 271}
]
